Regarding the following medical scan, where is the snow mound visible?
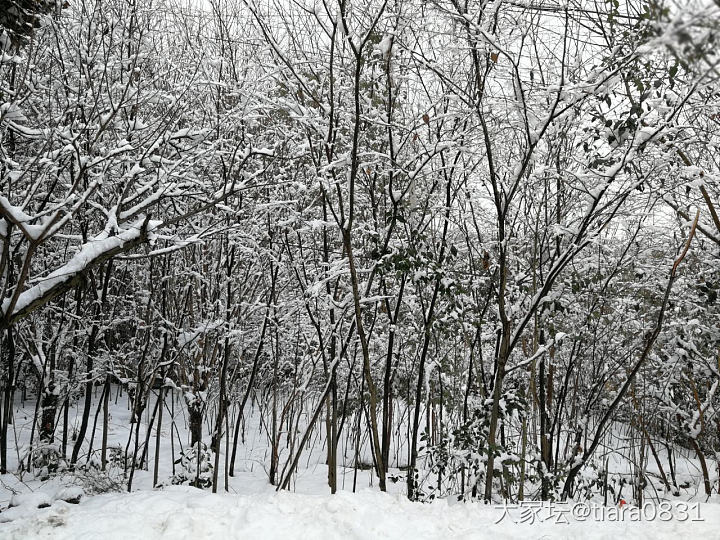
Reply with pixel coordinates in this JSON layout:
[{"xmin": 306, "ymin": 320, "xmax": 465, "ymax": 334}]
[
  {"xmin": 1, "ymin": 486, "xmax": 83, "ymax": 524},
  {"xmin": 3, "ymin": 486, "xmax": 719, "ymax": 539}
]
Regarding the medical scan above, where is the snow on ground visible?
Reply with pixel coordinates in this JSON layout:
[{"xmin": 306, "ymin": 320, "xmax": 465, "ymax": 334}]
[
  {"xmin": 3, "ymin": 486, "xmax": 720, "ymax": 540},
  {"xmin": 1, "ymin": 386, "xmax": 718, "ymax": 538}
]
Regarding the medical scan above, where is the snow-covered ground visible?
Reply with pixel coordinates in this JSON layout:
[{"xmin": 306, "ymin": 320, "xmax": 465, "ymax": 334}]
[
  {"xmin": 3, "ymin": 486, "xmax": 720, "ymax": 540},
  {"xmin": 1, "ymin": 386, "xmax": 718, "ymax": 538}
]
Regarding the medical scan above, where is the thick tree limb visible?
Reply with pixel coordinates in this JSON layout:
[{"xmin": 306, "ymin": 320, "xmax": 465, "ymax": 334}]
[{"xmin": 0, "ymin": 218, "xmax": 151, "ymax": 330}]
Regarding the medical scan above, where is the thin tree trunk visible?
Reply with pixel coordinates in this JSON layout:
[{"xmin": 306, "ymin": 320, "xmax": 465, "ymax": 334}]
[
  {"xmin": 71, "ymin": 324, "xmax": 98, "ymax": 464},
  {"xmin": 86, "ymin": 382, "xmax": 108, "ymax": 462},
  {"xmin": 1, "ymin": 326, "xmax": 15, "ymax": 473},
  {"xmin": 229, "ymin": 308, "xmax": 268, "ymax": 475},
  {"xmin": 153, "ymin": 384, "xmax": 164, "ymax": 486},
  {"xmin": 102, "ymin": 377, "xmax": 110, "ymax": 471}
]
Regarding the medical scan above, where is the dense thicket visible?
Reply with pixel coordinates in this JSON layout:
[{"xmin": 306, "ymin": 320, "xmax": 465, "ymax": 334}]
[{"xmin": 1, "ymin": 0, "xmax": 718, "ymax": 503}]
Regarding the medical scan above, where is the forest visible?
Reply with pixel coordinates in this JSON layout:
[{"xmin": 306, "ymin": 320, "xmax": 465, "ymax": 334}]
[{"xmin": 0, "ymin": 0, "xmax": 719, "ymax": 537}]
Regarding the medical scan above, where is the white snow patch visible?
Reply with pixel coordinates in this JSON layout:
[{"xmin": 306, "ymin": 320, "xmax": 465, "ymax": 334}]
[{"xmin": 3, "ymin": 487, "xmax": 719, "ymax": 539}]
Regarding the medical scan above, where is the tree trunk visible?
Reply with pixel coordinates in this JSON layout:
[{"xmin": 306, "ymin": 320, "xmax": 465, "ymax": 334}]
[
  {"xmin": 101, "ymin": 377, "xmax": 110, "ymax": 471},
  {"xmin": 1, "ymin": 326, "xmax": 16, "ymax": 473},
  {"xmin": 483, "ymin": 324, "xmax": 510, "ymax": 502},
  {"xmin": 189, "ymin": 403, "xmax": 203, "ymax": 447},
  {"xmin": 71, "ymin": 324, "xmax": 98, "ymax": 464}
]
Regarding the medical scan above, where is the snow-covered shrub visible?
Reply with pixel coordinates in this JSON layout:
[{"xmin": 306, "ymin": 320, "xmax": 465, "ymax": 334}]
[
  {"xmin": 26, "ymin": 443, "xmax": 66, "ymax": 481},
  {"xmin": 171, "ymin": 442, "xmax": 214, "ymax": 489},
  {"xmin": 424, "ymin": 390, "xmax": 527, "ymax": 501},
  {"xmin": 72, "ymin": 461, "xmax": 123, "ymax": 495},
  {"xmin": 566, "ymin": 460, "xmax": 604, "ymax": 501}
]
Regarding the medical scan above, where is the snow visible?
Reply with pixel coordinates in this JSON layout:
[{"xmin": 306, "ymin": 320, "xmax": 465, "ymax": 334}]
[
  {"xmin": 1, "ymin": 383, "xmax": 718, "ymax": 539},
  {"xmin": 2, "ymin": 486, "xmax": 83, "ymax": 524},
  {"xmin": 0, "ymin": 102, "xmax": 28, "ymax": 123},
  {"xmin": 1, "ymin": 219, "xmax": 151, "ymax": 319},
  {"xmin": 2, "ymin": 1, "xmax": 719, "ymax": 537},
  {"xmin": 0, "ymin": 52, "xmax": 24, "ymax": 63},
  {"xmin": 3, "ymin": 487, "xmax": 719, "ymax": 540},
  {"xmin": 0, "ymin": 196, "xmax": 35, "ymax": 225},
  {"xmin": 377, "ymin": 35, "xmax": 392, "ymax": 58}
]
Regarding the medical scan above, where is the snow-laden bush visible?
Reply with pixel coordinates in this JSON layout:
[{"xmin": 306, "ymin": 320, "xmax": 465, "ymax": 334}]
[
  {"xmin": 171, "ymin": 442, "xmax": 214, "ymax": 489},
  {"xmin": 423, "ymin": 390, "xmax": 527, "ymax": 501},
  {"xmin": 72, "ymin": 461, "xmax": 124, "ymax": 495},
  {"xmin": 23, "ymin": 443, "xmax": 66, "ymax": 481}
]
